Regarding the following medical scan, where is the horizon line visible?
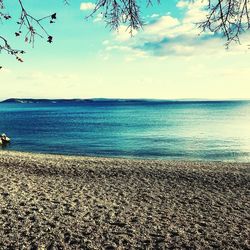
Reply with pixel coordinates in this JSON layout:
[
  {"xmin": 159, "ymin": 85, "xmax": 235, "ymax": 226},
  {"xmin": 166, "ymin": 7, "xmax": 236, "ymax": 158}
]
[{"xmin": 1, "ymin": 97, "xmax": 250, "ymax": 102}]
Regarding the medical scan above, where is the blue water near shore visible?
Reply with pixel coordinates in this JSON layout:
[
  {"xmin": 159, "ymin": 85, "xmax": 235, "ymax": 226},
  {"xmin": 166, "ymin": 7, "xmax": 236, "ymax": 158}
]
[{"xmin": 0, "ymin": 100, "xmax": 250, "ymax": 161}]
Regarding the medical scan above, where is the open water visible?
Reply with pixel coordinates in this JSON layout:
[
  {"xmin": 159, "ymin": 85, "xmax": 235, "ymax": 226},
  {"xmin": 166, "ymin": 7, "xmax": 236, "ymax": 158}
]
[{"xmin": 0, "ymin": 100, "xmax": 250, "ymax": 161}]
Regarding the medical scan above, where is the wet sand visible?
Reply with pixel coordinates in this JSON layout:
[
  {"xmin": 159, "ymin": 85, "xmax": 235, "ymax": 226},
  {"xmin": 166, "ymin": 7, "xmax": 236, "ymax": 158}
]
[{"xmin": 0, "ymin": 151, "xmax": 249, "ymax": 249}]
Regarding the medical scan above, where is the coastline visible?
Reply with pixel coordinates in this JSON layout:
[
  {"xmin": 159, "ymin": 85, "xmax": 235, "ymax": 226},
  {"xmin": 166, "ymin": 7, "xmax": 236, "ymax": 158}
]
[
  {"xmin": 0, "ymin": 150, "xmax": 249, "ymax": 249},
  {"xmin": 2, "ymin": 148, "xmax": 250, "ymax": 163}
]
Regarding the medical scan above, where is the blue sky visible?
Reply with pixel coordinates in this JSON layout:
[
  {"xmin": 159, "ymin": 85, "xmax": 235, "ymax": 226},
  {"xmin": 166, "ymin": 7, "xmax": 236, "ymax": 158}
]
[{"xmin": 0, "ymin": 0, "xmax": 250, "ymax": 100}]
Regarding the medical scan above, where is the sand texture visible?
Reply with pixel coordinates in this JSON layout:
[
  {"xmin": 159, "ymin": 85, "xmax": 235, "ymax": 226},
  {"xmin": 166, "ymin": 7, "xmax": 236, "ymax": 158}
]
[{"xmin": 0, "ymin": 151, "xmax": 249, "ymax": 249}]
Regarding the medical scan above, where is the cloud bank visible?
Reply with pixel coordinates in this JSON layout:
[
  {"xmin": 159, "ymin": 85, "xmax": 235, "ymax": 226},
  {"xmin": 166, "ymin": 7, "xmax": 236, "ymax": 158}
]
[
  {"xmin": 102, "ymin": 0, "xmax": 250, "ymax": 59},
  {"xmin": 80, "ymin": 2, "xmax": 95, "ymax": 11}
]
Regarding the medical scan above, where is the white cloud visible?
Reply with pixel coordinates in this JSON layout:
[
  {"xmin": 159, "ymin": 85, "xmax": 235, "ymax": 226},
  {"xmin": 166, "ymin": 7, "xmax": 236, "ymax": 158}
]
[
  {"xmin": 80, "ymin": 2, "xmax": 95, "ymax": 11},
  {"xmin": 93, "ymin": 13, "xmax": 103, "ymax": 23},
  {"xmin": 115, "ymin": 25, "xmax": 138, "ymax": 42},
  {"xmin": 101, "ymin": 0, "xmax": 209, "ymax": 59},
  {"xmin": 145, "ymin": 16, "xmax": 180, "ymax": 35},
  {"xmin": 143, "ymin": 1, "xmax": 208, "ymax": 39},
  {"xmin": 183, "ymin": 0, "xmax": 208, "ymax": 23},
  {"xmin": 151, "ymin": 13, "xmax": 159, "ymax": 18},
  {"xmin": 102, "ymin": 40, "xmax": 109, "ymax": 45},
  {"xmin": 105, "ymin": 45, "xmax": 132, "ymax": 52},
  {"xmin": 176, "ymin": 0, "xmax": 189, "ymax": 8}
]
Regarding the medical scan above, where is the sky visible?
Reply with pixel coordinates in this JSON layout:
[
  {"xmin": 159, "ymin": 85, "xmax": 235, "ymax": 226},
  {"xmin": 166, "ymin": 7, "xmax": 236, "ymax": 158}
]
[{"xmin": 0, "ymin": 0, "xmax": 250, "ymax": 100}]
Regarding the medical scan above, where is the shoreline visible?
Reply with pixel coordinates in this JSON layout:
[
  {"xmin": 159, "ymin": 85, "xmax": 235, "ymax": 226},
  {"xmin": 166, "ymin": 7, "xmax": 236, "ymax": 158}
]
[
  {"xmin": 0, "ymin": 150, "xmax": 249, "ymax": 249},
  {"xmin": 2, "ymin": 149, "xmax": 250, "ymax": 164}
]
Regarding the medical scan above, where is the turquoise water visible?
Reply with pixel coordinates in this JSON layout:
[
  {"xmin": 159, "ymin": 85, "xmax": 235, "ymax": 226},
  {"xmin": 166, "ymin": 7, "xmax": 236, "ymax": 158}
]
[{"xmin": 0, "ymin": 100, "xmax": 250, "ymax": 161}]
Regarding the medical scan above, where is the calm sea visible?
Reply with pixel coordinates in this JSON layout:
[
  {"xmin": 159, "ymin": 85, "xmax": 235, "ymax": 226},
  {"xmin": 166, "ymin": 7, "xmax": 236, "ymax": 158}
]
[{"xmin": 0, "ymin": 100, "xmax": 250, "ymax": 162}]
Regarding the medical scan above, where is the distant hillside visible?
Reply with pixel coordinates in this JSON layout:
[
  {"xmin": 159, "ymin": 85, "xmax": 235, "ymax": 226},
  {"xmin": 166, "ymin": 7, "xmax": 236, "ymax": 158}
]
[
  {"xmin": 1, "ymin": 98, "xmax": 93, "ymax": 104},
  {"xmin": 0, "ymin": 98, "xmax": 160, "ymax": 104},
  {"xmin": 1, "ymin": 98, "xmax": 248, "ymax": 105}
]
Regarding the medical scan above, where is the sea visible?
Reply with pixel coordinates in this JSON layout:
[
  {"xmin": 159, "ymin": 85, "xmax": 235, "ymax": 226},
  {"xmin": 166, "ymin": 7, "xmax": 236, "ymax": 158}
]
[{"xmin": 0, "ymin": 100, "xmax": 250, "ymax": 162}]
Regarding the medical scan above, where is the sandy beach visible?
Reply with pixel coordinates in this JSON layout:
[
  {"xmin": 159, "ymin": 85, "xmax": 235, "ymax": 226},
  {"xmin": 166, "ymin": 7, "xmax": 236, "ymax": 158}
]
[{"xmin": 0, "ymin": 151, "xmax": 249, "ymax": 249}]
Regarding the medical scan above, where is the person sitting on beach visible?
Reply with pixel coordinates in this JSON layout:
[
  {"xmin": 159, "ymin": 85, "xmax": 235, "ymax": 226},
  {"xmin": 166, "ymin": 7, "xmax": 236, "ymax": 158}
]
[
  {"xmin": 1, "ymin": 134, "xmax": 6, "ymax": 140},
  {"xmin": 0, "ymin": 133, "xmax": 10, "ymax": 143}
]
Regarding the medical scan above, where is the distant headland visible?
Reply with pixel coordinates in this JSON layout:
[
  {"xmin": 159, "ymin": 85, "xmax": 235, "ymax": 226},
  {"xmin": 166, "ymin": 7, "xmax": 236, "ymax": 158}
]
[
  {"xmin": 1, "ymin": 98, "xmax": 94, "ymax": 104},
  {"xmin": 1, "ymin": 98, "xmax": 249, "ymax": 104}
]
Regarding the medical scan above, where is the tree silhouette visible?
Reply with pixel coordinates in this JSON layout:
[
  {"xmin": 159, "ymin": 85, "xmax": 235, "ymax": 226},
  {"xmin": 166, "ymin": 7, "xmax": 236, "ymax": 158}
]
[
  {"xmin": 1, "ymin": 0, "xmax": 250, "ymax": 63},
  {"xmin": 199, "ymin": 0, "xmax": 250, "ymax": 46}
]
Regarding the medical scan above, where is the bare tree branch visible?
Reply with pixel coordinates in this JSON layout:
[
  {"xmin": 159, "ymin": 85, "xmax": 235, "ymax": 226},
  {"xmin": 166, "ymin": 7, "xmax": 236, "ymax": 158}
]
[
  {"xmin": 0, "ymin": 35, "xmax": 25, "ymax": 62},
  {"xmin": 87, "ymin": 0, "xmax": 160, "ymax": 33},
  {"xmin": 198, "ymin": 0, "xmax": 250, "ymax": 46},
  {"xmin": 0, "ymin": 0, "xmax": 56, "ymax": 63}
]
